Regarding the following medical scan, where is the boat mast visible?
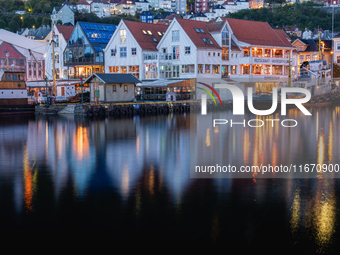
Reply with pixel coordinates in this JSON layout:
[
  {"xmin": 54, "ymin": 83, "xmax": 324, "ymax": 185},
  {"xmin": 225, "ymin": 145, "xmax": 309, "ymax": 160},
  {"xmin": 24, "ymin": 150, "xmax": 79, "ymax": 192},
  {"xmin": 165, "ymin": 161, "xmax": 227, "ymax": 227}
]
[{"xmin": 51, "ymin": 21, "xmax": 57, "ymax": 96}]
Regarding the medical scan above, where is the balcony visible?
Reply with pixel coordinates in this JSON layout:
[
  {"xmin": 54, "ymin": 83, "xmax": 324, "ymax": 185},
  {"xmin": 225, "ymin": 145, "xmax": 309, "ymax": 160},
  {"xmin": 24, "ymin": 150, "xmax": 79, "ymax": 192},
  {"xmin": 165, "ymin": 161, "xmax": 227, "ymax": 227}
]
[{"xmin": 159, "ymin": 53, "xmax": 172, "ymax": 62}]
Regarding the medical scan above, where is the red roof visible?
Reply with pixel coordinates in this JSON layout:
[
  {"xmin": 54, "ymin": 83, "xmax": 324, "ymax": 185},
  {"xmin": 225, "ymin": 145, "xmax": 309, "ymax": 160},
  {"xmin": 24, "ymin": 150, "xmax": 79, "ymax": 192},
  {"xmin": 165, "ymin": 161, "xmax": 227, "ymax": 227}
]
[
  {"xmin": 222, "ymin": 18, "xmax": 294, "ymax": 48},
  {"xmin": 77, "ymin": 0, "xmax": 90, "ymax": 5},
  {"xmin": 176, "ymin": 19, "xmax": 221, "ymax": 50},
  {"xmin": 56, "ymin": 25, "xmax": 74, "ymax": 43},
  {"xmin": 0, "ymin": 42, "xmax": 25, "ymax": 59},
  {"xmin": 273, "ymin": 29, "xmax": 292, "ymax": 44},
  {"xmin": 124, "ymin": 20, "xmax": 168, "ymax": 51}
]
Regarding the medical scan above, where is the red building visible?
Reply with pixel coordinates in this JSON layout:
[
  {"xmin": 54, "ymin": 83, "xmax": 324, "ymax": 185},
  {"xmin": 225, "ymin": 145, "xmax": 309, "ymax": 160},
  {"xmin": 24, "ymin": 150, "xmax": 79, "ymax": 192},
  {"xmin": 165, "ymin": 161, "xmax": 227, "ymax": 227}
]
[{"xmin": 0, "ymin": 42, "xmax": 26, "ymax": 73}]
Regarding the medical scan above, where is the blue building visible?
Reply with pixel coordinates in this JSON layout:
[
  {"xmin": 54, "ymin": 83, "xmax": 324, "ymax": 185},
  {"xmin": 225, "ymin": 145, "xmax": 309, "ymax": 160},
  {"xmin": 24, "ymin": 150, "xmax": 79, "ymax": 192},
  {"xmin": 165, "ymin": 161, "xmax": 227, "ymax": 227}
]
[
  {"xmin": 63, "ymin": 22, "xmax": 116, "ymax": 79},
  {"xmin": 140, "ymin": 11, "xmax": 154, "ymax": 23}
]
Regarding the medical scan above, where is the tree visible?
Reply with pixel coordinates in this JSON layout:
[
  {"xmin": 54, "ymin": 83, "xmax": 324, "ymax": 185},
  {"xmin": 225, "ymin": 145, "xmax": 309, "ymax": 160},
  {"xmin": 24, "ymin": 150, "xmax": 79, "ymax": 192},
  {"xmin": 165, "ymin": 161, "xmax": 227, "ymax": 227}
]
[
  {"xmin": 56, "ymin": 19, "xmax": 62, "ymax": 25},
  {"xmin": 42, "ymin": 17, "xmax": 51, "ymax": 26}
]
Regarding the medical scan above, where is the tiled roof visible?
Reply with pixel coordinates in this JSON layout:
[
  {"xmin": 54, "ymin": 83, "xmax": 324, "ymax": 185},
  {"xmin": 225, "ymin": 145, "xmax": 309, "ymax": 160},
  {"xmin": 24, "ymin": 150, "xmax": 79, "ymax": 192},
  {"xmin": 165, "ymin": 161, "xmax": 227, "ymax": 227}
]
[
  {"xmin": 273, "ymin": 29, "xmax": 292, "ymax": 45},
  {"xmin": 176, "ymin": 19, "xmax": 221, "ymax": 50},
  {"xmin": 164, "ymin": 13, "xmax": 182, "ymax": 20},
  {"xmin": 77, "ymin": 0, "xmax": 90, "ymax": 5},
  {"xmin": 123, "ymin": 20, "xmax": 168, "ymax": 51},
  {"xmin": 222, "ymin": 18, "xmax": 294, "ymax": 48},
  {"xmin": 56, "ymin": 24, "xmax": 74, "ymax": 43}
]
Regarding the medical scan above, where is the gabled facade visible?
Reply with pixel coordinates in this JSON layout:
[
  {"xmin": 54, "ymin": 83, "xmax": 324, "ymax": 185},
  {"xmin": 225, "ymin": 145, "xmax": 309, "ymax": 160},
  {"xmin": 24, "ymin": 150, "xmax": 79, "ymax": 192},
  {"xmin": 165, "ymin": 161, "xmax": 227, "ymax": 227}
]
[
  {"xmin": 292, "ymin": 38, "xmax": 332, "ymax": 69},
  {"xmin": 157, "ymin": 18, "xmax": 222, "ymax": 79},
  {"xmin": 104, "ymin": 20, "xmax": 168, "ymax": 80},
  {"xmin": 0, "ymin": 29, "xmax": 47, "ymax": 83},
  {"xmin": 45, "ymin": 24, "xmax": 74, "ymax": 81},
  {"xmin": 214, "ymin": 17, "xmax": 296, "ymax": 82},
  {"xmin": 51, "ymin": 4, "xmax": 75, "ymax": 26},
  {"xmin": 63, "ymin": 22, "xmax": 117, "ymax": 79}
]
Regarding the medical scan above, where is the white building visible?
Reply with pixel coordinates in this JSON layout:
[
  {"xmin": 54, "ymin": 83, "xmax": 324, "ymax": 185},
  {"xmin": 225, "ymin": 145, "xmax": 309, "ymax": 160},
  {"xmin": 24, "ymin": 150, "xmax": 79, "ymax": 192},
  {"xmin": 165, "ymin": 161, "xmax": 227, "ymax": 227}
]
[
  {"xmin": 156, "ymin": 18, "xmax": 223, "ymax": 79},
  {"xmin": 45, "ymin": 25, "xmax": 74, "ymax": 82},
  {"xmin": 302, "ymin": 28, "xmax": 312, "ymax": 39},
  {"xmin": 115, "ymin": 0, "xmax": 137, "ymax": 15},
  {"xmin": 104, "ymin": 20, "xmax": 169, "ymax": 80},
  {"xmin": 51, "ymin": 4, "xmax": 75, "ymax": 26},
  {"xmin": 76, "ymin": 0, "xmax": 91, "ymax": 13},
  {"xmin": 90, "ymin": 0, "xmax": 111, "ymax": 18},
  {"xmin": 332, "ymin": 34, "xmax": 340, "ymax": 64},
  {"xmin": 135, "ymin": 0, "xmax": 150, "ymax": 12}
]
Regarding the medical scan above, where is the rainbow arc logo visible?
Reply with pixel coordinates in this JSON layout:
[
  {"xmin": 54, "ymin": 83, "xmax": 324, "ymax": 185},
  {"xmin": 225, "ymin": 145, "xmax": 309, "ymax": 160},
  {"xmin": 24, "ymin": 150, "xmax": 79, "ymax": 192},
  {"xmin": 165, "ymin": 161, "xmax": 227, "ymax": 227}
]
[{"xmin": 197, "ymin": 82, "xmax": 223, "ymax": 106}]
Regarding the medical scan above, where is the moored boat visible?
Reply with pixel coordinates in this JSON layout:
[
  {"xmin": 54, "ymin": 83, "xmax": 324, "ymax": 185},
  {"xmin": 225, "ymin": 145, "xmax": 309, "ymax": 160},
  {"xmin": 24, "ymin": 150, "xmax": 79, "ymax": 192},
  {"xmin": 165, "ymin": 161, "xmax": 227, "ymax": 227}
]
[{"xmin": 0, "ymin": 70, "xmax": 36, "ymax": 115}]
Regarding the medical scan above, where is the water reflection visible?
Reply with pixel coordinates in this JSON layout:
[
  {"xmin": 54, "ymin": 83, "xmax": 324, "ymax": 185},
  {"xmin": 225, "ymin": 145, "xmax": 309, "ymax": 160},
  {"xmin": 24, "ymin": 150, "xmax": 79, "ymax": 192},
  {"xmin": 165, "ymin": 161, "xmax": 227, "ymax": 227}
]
[{"xmin": 0, "ymin": 108, "xmax": 340, "ymax": 251}]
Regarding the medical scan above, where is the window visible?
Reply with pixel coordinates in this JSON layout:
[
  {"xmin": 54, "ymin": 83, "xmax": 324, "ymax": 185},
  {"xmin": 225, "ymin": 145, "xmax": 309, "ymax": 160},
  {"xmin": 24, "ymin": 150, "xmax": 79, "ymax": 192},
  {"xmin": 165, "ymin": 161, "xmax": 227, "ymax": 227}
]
[
  {"xmin": 157, "ymin": 31, "xmax": 163, "ymax": 36},
  {"xmin": 299, "ymin": 46, "xmax": 304, "ymax": 51},
  {"xmin": 172, "ymin": 65, "xmax": 180, "ymax": 77},
  {"xmin": 120, "ymin": 47, "xmax": 127, "ymax": 57},
  {"xmin": 152, "ymin": 37, "xmax": 157, "ymax": 42},
  {"xmin": 147, "ymin": 30, "xmax": 152, "ymax": 35},
  {"xmin": 109, "ymin": 66, "xmax": 119, "ymax": 73},
  {"xmin": 142, "ymin": 29, "xmax": 147, "ymax": 34},
  {"xmin": 202, "ymin": 37, "xmax": 208, "ymax": 44},
  {"xmin": 121, "ymin": 66, "xmax": 127, "ymax": 73},
  {"xmin": 212, "ymin": 65, "xmax": 219, "ymax": 74},
  {"xmin": 185, "ymin": 47, "xmax": 190, "ymax": 54},
  {"xmin": 172, "ymin": 30, "xmax": 179, "ymax": 42},
  {"xmin": 129, "ymin": 65, "xmax": 139, "ymax": 78},
  {"xmin": 132, "ymin": 48, "xmax": 137, "ymax": 55},
  {"xmin": 194, "ymin": 28, "xmax": 200, "ymax": 33},
  {"xmin": 222, "ymin": 47, "xmax": 228, "ymax": 60},
  {"xmin": 120, "ymin": 29, "xmax": 126, "ymax": 43},
  {"xmin": 111, "ymin": 49, "xmax": 116, "ymax": 56},
  {"xmin": 173, "ymin": 46, "xmax": 180, "ymax": 60},
  {"xmin": 124, "ymin": 85, "xmax": 128, "ymax": 93},
  {"xmin": 198, "ymin": 64, "xmax": 203, "ymax": 73},
  {"xmin": 182, "ymin": 64, "xmax": 194, "ymax": 73},
  {"xmin": 113, "ymin": 85, "xmax": 116, "ymax": 93},
  {"xmin": 205, "ymin": 64, "xmax": 210, "ymax": 73},
  {"xmin": 199, "ymin": 28, "xmax": 204, "ymax": 33},
  {"xmin": 305, "ymin": 55, "xmax": 311, "ymax": 61},
  {"xmin": 145, "ymin": 64, "xmax": 158, "ymax": 79}
]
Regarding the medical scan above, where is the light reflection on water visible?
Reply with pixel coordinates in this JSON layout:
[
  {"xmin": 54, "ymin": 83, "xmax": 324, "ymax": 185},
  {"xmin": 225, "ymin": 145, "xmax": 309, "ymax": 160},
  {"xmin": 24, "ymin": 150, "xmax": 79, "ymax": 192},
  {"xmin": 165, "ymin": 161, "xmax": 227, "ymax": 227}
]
[{"xmin": 0, "ymin": 107, "xmax": 340, "ymax": 251}]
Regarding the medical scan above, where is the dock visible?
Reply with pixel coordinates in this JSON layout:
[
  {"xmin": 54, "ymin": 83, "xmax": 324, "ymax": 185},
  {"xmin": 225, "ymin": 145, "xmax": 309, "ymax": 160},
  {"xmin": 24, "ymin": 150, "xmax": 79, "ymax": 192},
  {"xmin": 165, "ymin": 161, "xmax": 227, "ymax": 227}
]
[{"xmin": 35, "ymin": 100, "xmax": 233, "ymax": 116}]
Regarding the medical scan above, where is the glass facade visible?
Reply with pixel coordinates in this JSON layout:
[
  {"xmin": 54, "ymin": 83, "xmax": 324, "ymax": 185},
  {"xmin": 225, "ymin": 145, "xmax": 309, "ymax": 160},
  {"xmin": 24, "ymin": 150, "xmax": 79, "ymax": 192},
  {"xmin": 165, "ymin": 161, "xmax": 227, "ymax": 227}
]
[{"xmin": 64, "ymin": 22, "xmax": 116, "ymax": 66}]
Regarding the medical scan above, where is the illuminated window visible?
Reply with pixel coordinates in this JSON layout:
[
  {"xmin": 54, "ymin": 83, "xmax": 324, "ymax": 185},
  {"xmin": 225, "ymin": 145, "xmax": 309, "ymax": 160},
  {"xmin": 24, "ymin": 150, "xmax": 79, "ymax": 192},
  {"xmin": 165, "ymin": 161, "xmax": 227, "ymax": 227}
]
[{"xmin": 120, "ymin": 29, "xmax": 126, "ymax": 43}]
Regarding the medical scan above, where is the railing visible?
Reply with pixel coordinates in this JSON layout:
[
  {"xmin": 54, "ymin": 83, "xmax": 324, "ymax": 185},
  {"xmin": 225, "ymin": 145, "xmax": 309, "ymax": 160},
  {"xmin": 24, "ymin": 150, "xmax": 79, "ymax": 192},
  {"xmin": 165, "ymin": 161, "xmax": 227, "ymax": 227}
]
[
  {"xmin": 159, "ymin": 53, "xmax": 172, "ymax": 61},
  {"xmin": 144, "ymin": 53, "xmax": 158, "ymax": 61}
]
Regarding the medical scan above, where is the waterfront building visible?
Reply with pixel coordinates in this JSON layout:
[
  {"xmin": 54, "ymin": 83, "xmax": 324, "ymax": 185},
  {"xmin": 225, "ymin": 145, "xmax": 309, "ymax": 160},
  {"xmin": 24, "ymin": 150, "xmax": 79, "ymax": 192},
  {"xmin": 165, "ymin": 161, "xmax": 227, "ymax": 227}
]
[
  {"xmin": 45, "ymin": 25, "xmax": 74, "ymax": 81},
  {"xmin": 211, "ymin": 17, "xmax": 297, "ymax": 82},
  {"xmin": 63, "ymin": 22, "xmax": 117, "ymax": 79},
  {"xmin": 156, "ymin": 18, "xmax": 222, "ymax": 79},
  {"xmin": 51, "ymin": 4, "xmax": 75, "ymax": 26},
  {"xmin": 84, "ymin": 73, "xmax": 141, "ymax": 103},
  {"xmin": 292, "ymin": 38, "xmax": 333, "ymax": 70},
  {"xmin": 332, "ymin": 34, "xmax": 340, "ymax": 64},
  {"xmin": 104, "ymin": 20, "xmax": 168, "ymax": 80},
  {"xmin": 0, "ymin": 29, "xmax": 47, "ymax": 82}
]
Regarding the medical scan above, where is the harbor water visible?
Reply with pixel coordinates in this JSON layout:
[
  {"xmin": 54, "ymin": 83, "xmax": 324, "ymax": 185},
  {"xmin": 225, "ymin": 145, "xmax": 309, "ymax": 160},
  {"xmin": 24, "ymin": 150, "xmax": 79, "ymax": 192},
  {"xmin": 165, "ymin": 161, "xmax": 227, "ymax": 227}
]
[{"xmin": 1, "ymin": 105, "xmax": 340, "ymax": 252}]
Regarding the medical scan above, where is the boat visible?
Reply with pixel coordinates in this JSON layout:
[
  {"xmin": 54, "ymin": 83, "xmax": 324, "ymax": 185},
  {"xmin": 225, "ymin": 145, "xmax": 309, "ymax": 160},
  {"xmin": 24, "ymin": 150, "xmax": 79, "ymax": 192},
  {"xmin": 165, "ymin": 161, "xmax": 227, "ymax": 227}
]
[{"xmin": 0, "ymin": 70, "xmax": 36, "ymax": 115}]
